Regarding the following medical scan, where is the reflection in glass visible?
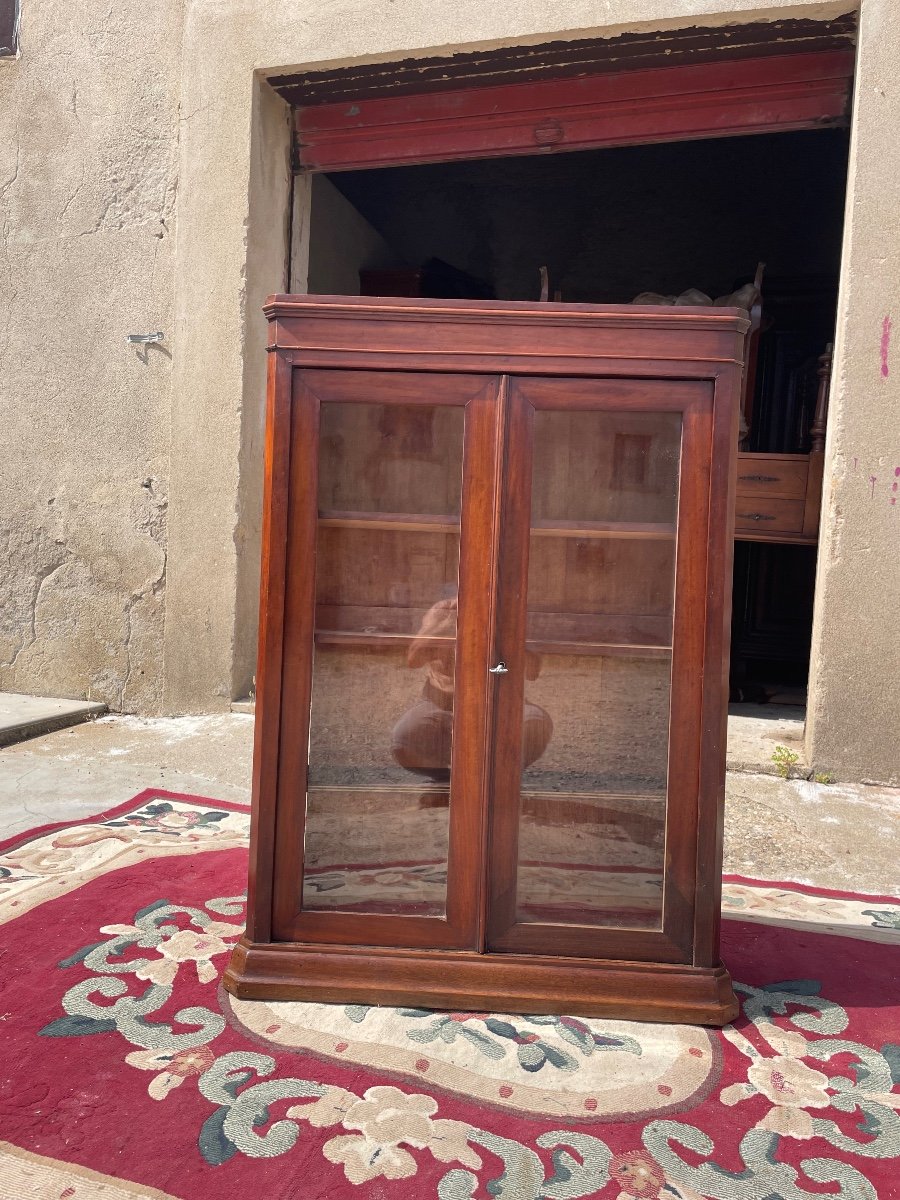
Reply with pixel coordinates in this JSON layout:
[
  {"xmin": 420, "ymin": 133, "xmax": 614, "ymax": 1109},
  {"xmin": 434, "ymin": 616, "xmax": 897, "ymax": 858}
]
[
  {"xmin": 515, "ymin": 410, "xmax": 682, "ymax": 929},
  {"xmin": 303, "ymin": 402, "xmax": 464, "ymax": 916},
  {"xmin": 391, "ymin": 596, "xmax": 458, "ymax": 782}
]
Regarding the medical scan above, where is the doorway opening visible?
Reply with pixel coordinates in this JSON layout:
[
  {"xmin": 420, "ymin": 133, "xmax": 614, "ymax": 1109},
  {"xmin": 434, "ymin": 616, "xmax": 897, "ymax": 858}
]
[{"xmin": 297, "ymin": 125, "xmax": 849, "ymax": 740}]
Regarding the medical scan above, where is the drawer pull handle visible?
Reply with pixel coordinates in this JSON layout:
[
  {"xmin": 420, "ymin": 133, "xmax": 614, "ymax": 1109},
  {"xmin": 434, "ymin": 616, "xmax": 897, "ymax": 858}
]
[
  {"xmin": 738, "ymin": 512, "xmax": 776, "ymax": 521},
  {"xmin": 489, "ymin": 662, "xmax": 509, "ymax": 675},
  {"xmin": 739, "ymin": 473, "xmax": 779, "ymax": 483}
]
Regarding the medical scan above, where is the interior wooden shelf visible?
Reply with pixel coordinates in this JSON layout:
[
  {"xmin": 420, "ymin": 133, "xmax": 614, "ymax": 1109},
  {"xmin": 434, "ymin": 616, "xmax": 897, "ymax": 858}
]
[
  {"xmin": 315, "ymin": 631, "xmax": 452, "ymax": 647},
  {"xmin": 307, "ymin": 783, "xmax": 665, "ymax": 800},
  {"xmin": 313, "ymin": 606, "xmax": 672, "ymax": 657},
  {"xmin": 526, "ymin": 639, "xmax": 671, "ymax": 659},
  {"xmin": 305, "ymin": 783, "xmax": 667, "ymax": 817},
  {"xmin": 314, "ymin": 630, "xmax": 670, "ymax": 657},
  {"xmin": 531, "ymin": 519, "xmax": 675, "ymax": 540},
  {"xmin": 319, "ymin": 510, "xmax": 459, "ymax": 533},
  {"xmin": 318, "ymin": 511, "xmax": 675, "ymax": 540}
]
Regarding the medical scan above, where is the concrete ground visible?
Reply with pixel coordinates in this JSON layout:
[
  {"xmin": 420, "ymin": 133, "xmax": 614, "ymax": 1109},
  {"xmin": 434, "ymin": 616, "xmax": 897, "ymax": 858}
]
[
  {"xmin": 725, "ymin": 703, "xmax": 806, "ymax": 776},
  {"xmin": 0, "ymin": 712, "xmax": 898, "ymax": 896}
]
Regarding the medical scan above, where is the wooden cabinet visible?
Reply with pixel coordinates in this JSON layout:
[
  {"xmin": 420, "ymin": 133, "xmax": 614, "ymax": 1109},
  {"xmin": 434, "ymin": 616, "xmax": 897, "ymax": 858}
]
[
  {"xmin": 734, "ymin": 451, "xmax": 823, "ymax": 542},
  {"xmin": 224, "ymin": 296, "xmax": 748, "ymax": 1025},
  {"xmin": 730, "ymin": 298, "xmax": 833, "ymax": 692},
  {"xmin": 734, "ymin": 294, "xmax": 833, "ymax": 549}
]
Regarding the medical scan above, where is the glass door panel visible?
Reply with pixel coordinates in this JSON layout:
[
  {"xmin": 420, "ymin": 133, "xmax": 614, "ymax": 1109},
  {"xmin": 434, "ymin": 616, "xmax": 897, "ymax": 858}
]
[
  {"xmin": 272, "ymin": 369, "xmax": 499, "ymax": 951},
  {"xmin": 517, "ymin": 409, "xmax": 680, "ymax": 930},
  {"xmin": 304, "ymin": 401, "xmax": 464, "ymax": 917},
  {"xmin": 487, "ymin": 379, "xmax": 710, "ymax": 962}
]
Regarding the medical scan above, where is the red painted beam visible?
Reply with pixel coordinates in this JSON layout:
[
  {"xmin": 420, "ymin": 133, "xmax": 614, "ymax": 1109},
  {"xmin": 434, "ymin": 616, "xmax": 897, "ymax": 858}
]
[{"xmin": 295, "ymin": 50, "xmax": 854, "ymax": 172}]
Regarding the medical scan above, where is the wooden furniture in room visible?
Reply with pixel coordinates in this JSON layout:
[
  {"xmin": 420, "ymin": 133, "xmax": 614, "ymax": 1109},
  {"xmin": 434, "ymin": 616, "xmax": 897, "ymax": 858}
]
[
  {"xmin": 359, "ymin": 267, "xmax": 425, "ymax": 296},
  {"xmin": 730, "ymin": 335, "xmax": 832, "ymax": 693},
  {"xmin": 224, "ymin": 295, "xmax": 748, "ymax": 1025},
  {"xmin": 360, "ymin": 260, "xmax": 493, "ymax": 300},
  {"xmin": 734, "ymin": 449, "xmax": 823, "ymax": 542},
  {"xmin": 734, "ymin": 342, "xmax": 831, "ymax": 546}
]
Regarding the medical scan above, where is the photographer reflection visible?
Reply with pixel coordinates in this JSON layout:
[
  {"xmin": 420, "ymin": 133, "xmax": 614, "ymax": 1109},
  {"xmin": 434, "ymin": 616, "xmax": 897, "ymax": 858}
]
[{"xmin": 391, "ymin": 595, "xmax": 553, "ymax": 786}]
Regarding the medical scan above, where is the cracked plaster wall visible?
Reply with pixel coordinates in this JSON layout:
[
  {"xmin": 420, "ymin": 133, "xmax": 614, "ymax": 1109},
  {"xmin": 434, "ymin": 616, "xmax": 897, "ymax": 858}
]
[{"xmin": 0, "ymin": 2, "xmax": 182, "ymax": 712}]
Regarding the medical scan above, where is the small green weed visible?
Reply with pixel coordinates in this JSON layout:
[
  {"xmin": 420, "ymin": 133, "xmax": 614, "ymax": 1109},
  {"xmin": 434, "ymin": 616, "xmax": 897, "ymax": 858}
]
[
  {"xmin": 814, "ymin": 771, "xmax": 835, "ymax": 785},
  {"xmin": 771, "ymin": 745, "xmax": 800, "ymax": 779}
]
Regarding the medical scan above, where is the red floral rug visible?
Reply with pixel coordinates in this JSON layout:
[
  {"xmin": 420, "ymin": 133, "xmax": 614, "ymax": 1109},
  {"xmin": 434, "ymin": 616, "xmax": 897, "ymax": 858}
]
[{"xmin": 1, "ymin": 789, "xmax": 899, "ymax": 1199}]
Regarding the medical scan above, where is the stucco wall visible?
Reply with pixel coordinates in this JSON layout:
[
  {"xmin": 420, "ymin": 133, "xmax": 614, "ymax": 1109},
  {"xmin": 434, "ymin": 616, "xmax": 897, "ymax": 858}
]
[{"xmin": 0, "ymin": 1, "xmax": 182, "ymax": 712}]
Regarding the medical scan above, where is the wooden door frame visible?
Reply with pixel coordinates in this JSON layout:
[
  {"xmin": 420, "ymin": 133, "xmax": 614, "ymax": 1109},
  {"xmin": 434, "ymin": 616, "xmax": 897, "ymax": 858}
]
[{"xmin": 293, "ymin": 49, "xmax": 853, "ymax": 173}]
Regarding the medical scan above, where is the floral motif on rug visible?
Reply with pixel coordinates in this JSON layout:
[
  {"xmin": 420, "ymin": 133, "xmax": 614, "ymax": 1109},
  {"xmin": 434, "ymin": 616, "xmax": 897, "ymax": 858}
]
[{"xmin": 1, "ymin": 789, "xmax": 899, "ymax": 1199}]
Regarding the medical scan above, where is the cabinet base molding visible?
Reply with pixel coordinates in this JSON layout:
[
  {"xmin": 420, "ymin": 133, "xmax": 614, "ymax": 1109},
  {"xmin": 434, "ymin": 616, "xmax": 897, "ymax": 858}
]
[{"xmin": 223, "ymin": 939, "xmax": 739, "ymax": 1027}]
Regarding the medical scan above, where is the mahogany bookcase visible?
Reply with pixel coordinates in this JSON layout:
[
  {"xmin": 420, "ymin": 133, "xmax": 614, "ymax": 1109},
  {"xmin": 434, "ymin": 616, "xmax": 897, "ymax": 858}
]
[{"xmin": 224, "ymin": 295, "xmax": 748, "ymax": 1025}]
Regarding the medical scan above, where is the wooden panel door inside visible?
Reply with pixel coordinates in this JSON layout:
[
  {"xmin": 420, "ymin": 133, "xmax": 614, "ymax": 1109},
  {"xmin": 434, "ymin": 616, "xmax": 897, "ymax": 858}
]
[
  {"xmin": 485, "ymin": 376, "xmax": 715, "ymax": 964},
  {"xmin": 271, "ymin": 369, "xmax": 501, "ymax": 950}
]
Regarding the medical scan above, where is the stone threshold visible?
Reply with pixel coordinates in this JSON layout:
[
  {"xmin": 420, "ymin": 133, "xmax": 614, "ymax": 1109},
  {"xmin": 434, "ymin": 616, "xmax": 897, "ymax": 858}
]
[{"xmin": 0, "ymin": 692, "xmax": 108, "ymax": 748}]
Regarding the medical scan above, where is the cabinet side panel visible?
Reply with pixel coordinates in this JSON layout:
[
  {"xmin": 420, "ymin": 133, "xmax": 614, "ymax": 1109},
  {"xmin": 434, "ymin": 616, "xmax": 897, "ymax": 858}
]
[
  {"xmin": 246, "ymin": 347, "xmax": 293, "ymax": 945},
  {"xmin": 271, "ymin": 374, "xmax": 322, "ymax": 937},
  {"xmin": 694, "ymin": 364, "xmax": 742, "ymax": 966}
]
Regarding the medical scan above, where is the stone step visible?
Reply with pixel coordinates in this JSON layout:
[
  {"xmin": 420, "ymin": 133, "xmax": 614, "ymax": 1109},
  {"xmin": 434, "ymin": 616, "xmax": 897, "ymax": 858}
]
[{"xmin": 0, "ymin": 693, "xmax": 107, "ymax": 748}]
